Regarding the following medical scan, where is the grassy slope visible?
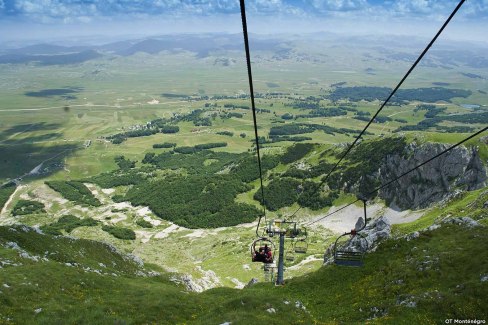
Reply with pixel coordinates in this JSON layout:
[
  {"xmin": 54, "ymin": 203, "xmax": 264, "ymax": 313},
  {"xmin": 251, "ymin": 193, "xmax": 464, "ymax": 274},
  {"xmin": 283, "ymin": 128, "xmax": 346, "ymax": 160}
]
[{"xmin": 1, "ymin": 216, "xmax": 486, "ymax": 324}]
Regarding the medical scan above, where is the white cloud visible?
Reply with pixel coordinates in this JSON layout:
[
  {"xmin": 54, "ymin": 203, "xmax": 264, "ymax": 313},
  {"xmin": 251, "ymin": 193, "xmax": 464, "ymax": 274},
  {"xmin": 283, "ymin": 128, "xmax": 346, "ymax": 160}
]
[{"xmin": 311, "ymin": 0, "xmax": 369, "ymax": 11}]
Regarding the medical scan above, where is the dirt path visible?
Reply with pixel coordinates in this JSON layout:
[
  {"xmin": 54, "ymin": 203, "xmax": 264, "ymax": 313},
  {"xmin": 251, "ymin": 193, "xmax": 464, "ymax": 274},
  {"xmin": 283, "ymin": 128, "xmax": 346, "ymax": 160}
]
[{"xmin": 0, "ymin": 185, "xmax": 22, "ymax": 220}]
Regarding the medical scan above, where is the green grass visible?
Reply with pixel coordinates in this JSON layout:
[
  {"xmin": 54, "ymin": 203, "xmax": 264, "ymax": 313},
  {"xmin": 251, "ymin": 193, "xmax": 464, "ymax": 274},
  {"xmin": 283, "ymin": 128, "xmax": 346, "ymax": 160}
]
[{"xmin": 1, "ymin": 216, "xmax": 486, "ymax": 324}]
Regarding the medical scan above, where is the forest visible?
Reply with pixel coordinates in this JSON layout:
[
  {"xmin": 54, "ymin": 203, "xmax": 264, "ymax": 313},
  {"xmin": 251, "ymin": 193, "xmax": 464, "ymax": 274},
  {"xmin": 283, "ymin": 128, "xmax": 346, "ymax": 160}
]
[
  {"xmin": 328, "ymin": 86, "xmax": 472, "ymax": 103},
  {"xmin": 123, "ymin": 175, "xmax": 260, "ymax": 228},
  {"xmin": 269, "ymin": 123, "xmax": 367, "ymax": 137}
]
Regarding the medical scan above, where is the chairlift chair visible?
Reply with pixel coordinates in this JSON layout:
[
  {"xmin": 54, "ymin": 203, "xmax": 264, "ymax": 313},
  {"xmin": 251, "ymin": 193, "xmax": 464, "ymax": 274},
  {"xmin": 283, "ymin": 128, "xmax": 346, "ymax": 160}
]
[
  {"xmin": 333, "ymin": 232, "xmax": 368, "ymax": 267},
  {"xmin": 285, "ymin": 249, "xmax": 295, "ymax": 262},
  {"xmin": 294, "ymin": 239, "xmax": 308, "ymax": 254},
  {"xmin": 333, "ymin": 199, "xmax": 369, "ymax": 267},
  {"xmin": 250, "ymin": 237, "xmax": 275, "ymax": 263}
]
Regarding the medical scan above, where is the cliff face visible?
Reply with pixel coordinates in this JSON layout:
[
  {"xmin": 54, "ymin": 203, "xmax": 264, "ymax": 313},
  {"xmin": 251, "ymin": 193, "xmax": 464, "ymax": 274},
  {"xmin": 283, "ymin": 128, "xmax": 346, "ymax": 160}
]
[{"xmin": 378, "ymin": 143, "xmax": 487, "ymax": 210}]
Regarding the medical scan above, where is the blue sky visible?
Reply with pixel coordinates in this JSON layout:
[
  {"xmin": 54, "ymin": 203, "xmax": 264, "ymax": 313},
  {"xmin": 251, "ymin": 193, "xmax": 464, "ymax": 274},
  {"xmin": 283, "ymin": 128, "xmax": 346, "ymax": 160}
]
[{"xmin": 0, "ymin": 0, "xmax": 487, "ymax": 43}]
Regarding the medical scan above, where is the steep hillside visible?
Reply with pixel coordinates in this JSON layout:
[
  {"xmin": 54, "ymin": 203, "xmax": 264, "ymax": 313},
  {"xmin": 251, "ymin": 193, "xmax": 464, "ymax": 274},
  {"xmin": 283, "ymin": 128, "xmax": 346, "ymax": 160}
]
[{"xmin": 1, "ymin": 203, "xmax": 486, "ymax": 324}]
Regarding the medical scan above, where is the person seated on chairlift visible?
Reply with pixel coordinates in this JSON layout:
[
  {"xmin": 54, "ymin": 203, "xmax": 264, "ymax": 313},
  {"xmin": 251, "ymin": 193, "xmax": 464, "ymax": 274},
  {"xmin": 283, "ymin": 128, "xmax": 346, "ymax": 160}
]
[
  {"xmin": 253, "ymin": 246, "xmax": 265, "ymax": 262},
  {"xmin": 263, "ymin": 244, "xmax": 272, "ymax": 263}
]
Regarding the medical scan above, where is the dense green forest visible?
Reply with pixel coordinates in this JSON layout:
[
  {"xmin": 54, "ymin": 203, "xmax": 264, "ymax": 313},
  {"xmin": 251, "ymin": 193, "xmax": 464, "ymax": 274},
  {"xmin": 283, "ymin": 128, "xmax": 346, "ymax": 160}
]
[
  {"xmin": 254, "ymin": 178, "xmax": 339, "ymax": 211},
  {"xmin": 86, "ymin": 169, "xmax": 147, "ymax": 188},
  {"xmin": 269, "ymin": 123, "xmax": 367, "ymax": 137},
  {"xmin": 45, "ymin": 181, "xmax": 101, "ymax": 207},
  {"xmin": 328, "ymin": 86, "xmax": 471, "ymax": 103},
  {"xmin": 280, "ymin": 143, "xmax": 315, "ymax": 164},
  {"xmin": 124, "ymin": 175, "xmax": 260, "ymax": 228}
]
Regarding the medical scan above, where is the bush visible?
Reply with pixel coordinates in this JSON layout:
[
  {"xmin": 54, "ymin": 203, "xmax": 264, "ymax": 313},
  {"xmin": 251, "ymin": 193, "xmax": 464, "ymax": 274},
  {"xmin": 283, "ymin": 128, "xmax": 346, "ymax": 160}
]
[
  {"xmin": 136, "ymin": 219, "xmax": 153, "ymax": 228},
  {"xmin": 102, "ymin": 225, "xmax": 136, "ymax": 240},
  {"xmin": 41, "ymin": 215, "xmax": 99, "ymax": 235},
  {"xmin": 153, "ymin": 142, "xmax": 176, "ymax": 149}
]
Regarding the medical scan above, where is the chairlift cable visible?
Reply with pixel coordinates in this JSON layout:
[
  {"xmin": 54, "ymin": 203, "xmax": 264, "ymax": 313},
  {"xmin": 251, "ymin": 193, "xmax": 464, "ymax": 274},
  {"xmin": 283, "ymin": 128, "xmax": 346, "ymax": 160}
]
[
  {"xmin": 305, "ymin": 126, "xmax": 488, "ymax": 226},
  {"xmin": 288, "ymin": 0, "xmax": 466, "ymax": 220},
  {"xmin": 239, "ymin": 0, "xmax": 267, "ymax": 235}
]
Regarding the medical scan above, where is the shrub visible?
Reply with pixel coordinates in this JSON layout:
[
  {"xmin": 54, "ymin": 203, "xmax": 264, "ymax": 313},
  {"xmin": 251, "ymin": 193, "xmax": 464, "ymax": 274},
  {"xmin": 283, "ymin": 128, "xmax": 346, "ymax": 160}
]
[
  {"xmin": 102, "ymin": 225, "xmax": 136, "ymax": 240},
  {"xmin": 136, "ymin": 219, "xmax": 153, "ymax": 228}
]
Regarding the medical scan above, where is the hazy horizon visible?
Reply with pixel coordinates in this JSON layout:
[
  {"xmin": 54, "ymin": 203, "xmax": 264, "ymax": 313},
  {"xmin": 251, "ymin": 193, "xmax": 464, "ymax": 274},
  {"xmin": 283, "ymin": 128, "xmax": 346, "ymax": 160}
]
[{"xmin": 1, "ymin": 0, "xmax": 487, "ymax": 47}]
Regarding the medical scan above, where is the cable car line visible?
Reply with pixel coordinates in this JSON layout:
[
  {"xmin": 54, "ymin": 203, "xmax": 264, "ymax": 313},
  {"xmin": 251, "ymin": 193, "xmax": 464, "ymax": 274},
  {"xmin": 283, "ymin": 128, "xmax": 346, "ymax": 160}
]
[
  {"xmin": 239, "ymin": 0, "xmax": 267, "ymax": 236},
  {"xmin": 305, "ymin": 125, "xmax": 488, "ymax": 227},
  {"xmin": 287, "ymin": 0, "xmax": 466, "ymax": 221}
]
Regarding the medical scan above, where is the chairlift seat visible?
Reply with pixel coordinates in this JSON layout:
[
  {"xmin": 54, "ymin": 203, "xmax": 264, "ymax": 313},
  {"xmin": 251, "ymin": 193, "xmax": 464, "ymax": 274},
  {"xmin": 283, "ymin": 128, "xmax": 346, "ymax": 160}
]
[{"xmin": 334, "ymin": 251, "xmax": 364, "ymax": 267}]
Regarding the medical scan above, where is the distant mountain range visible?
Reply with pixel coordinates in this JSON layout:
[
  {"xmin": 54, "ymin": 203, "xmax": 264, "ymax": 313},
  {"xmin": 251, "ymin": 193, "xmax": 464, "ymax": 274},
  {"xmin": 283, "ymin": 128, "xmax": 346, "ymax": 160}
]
[{"xmin": 0, "ymin": 33, "xmax": 487, "ymax": 68}]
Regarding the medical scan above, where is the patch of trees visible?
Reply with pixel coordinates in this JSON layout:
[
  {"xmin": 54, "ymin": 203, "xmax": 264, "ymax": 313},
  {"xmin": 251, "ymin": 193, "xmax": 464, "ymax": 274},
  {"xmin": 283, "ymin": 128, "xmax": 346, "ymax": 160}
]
[
  {"xmin": 0, "ymin": 183, "xmax": 16, "ymax": 211},
  {"xmin": 124, "ymin": 175, "xmax": 259, "ymax": 228},
  {"xmin": 269, "ymin": 123, "xmax": 368, "ymax": 137},
  {"xmin": 230, "ymin": 155, "xmax": 280, "ymax": 183},
  {"xmin": 280, "ymin": 143, "xmax": 315, "ymax": 164},
  {"xmin": 281, "ymin": 113, "xmax": 294, "ymax": 120},
  {"xmin": 254, "ymin": 178, "xmax": 339, "ymax": 211},
  {"xmin": 442, "ymin": 112, "xmax": 488, "ymax": 124},
  {"xmin": 414, "ymin": 104, "xmax": 446, "ymax": 118},
  {"xmin": 374, "ymin": 116, "xmax": 392, "ymax": 123},
  {"xmin": 40, "ymin": 215, "xmax": 99, "ymax": 235},
  {"xmin": 175, "ymin": 109, "xmax": 212, "ymax": 126},
  {"xmin": 286, "ymin": 101, "xmax": 321, "ymax": 110},
  {"xmin": 227, "ymin": 112, "xmax": 243, "ymax": 118},
  {"xmin": 173, "ymin": 142, "xmax": 228, "ymax": 154},
  {"xmin": 12, "ymin": 199, "xmax": 46, "ymax": 216},
  {"xmin": 216, "ymin": 131, "xmax": 234, "ymax": 137},
  {"xmin": 45, "ymin": 181, "xmax": 101, "ymax": 207},
  {"xmin": 223, "ymin": 104, "xmax": 250, "ymax": 110},
  {"xmin": 295, "ymin": 107, "xmax": 347, "ymax": 119},
  {"xmin": 394, "ymin": 118, "xmax": 407, "ymax": 124},
  {"xmin": 153, "ymin": 142, "xmax": 176, "ymax": 149},
  {"xmin": 267, "ymin": 135, "xmax": 312, "ymax": 143},
  {"xmin": 102, "ymin": 225, "xmax": 136, "ymax": 240},
  {"xmin": 395, "ymin": 112, "xmax": 488, "ymax": 133},
  {"xmin": 115, "ymin": 155, "xmax": 136, "ymax": 170},
  {"xmin": 328, "ymin": 86, "xmax": 472, "ymax": 103},
  {"xmin": 143, "ymin": 150, "xmax": 241, "ymax": 175},
  {"xmin": 253, "ymin": 178, "xmax": 301, "ymax": 210},
  {"xmin": 297, "ymin": 186, "xmax": 339, "ymax": 210},
  {"xmin": 87, "ymin": 169, "xmax": 146, "ymax": 188},
  {"xmin": 195, "ymin": 142, "xmax": 228, "ymax": 150},
  {"xmin": 136, "ymin": 219, "xmax": 153, "ymax": 228},
  {"xmin": 161, "ymin": 125, "xmax": 180, "ymax": 133}
]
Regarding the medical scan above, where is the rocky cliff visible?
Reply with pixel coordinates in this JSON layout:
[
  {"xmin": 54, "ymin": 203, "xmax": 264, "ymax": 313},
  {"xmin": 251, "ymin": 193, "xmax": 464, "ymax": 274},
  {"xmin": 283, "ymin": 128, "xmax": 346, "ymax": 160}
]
[{"xmin": 378, "ymin": 142, "xmax": 487, "ymax": 209}]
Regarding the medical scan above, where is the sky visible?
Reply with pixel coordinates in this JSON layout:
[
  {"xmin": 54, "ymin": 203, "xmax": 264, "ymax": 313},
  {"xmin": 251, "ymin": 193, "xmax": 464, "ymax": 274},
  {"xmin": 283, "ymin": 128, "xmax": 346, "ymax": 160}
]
[{"xmin": 0, "ymin": 0, "xmax": 487, "ymax": 44}]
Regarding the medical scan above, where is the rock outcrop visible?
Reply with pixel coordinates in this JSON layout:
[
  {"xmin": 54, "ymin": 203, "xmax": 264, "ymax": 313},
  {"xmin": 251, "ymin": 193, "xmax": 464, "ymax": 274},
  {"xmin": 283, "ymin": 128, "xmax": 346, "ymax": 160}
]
[
  {"xmin": 379, "ymin": 143, "xmax": 487, "ymax": 209},
  {"xmin": 324, "ymin": 216, "xmax": 391, "ymax": 264}
]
